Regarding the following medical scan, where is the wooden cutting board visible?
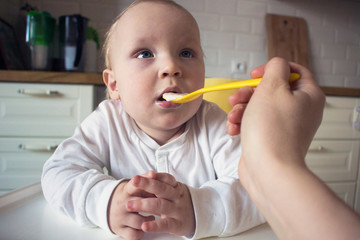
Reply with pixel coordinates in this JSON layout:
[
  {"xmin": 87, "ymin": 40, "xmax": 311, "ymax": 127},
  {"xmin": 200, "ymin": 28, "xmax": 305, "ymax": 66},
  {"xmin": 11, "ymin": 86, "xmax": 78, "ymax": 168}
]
[{"xmin": 266, "ymin": 14, "xmax": 309, "ymax": 67}]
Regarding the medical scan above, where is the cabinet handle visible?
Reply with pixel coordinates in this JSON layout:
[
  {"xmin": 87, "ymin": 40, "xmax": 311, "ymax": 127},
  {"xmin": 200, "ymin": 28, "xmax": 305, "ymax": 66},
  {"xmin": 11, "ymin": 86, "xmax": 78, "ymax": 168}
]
[
  {"xmin": 18, "ymin": 89, "xmax": 60, "ymax": 96},
  {"xmin": 18, "ymin": 144, "xmax": 58, "ymax": 152},
  {"xmin": 308, "ymin": 146, "xmax": 325, "ymax": 152},
  {"xmin": 352, "ymin": 106, "xmax": 360, "ymax": 130}
]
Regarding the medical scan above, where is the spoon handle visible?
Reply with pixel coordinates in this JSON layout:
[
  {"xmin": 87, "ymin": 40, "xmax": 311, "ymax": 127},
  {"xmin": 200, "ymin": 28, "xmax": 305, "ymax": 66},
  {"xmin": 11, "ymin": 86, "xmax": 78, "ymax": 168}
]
[
  {"xmin": 200, "ymin": 73, "xmax": 300, "ymax": 94},
  {"xmin": 171, "ymin": 73, "xmax": 300, "ymax": 103}
]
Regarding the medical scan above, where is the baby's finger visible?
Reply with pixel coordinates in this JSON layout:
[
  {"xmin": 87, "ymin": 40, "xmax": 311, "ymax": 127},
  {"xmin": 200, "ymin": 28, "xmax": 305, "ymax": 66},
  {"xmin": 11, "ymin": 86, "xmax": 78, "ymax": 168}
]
[
  {"xmin": 140, "ymin": 171, "xmax": 177, "ymax": 188},
  {"xmin": 153, "ymin": 172, "xmax": 177, "ymax": 187},
  {"xmin": 117, "ymin": 226, "xmax": 144, "ymax": 240},
  {"xmin": 124, "ymin": 212, "xmax": 155, "ymax": 230},
  {"xmin": 142, "ymin": 217, "xmax": 179, "ymax": 234},
  {"xmin": 130, "ymin": 175, "xmax": 179, "ymax": 199},
  {"xmin": 125, "ymin": 176, "xmax": 156, "ymax": 198},
  {"xmin": 140, "ymin": 170, "xmax": 156, "ymax": 179},
  {"xmin": 127, "ymin": 197, "xmax": 173, "ymax": 217}
]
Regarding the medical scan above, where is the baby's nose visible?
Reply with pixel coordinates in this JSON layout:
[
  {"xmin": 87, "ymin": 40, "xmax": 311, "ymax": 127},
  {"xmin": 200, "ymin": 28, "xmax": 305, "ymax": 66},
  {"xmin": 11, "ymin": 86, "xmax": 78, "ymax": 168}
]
[
  {"xmin": 159, "ymin": 58, "xmax": 182, "ymax": 78},
  {"xmin": 162, "ymin": 71, "xmax": 180, "ymax": 77}
]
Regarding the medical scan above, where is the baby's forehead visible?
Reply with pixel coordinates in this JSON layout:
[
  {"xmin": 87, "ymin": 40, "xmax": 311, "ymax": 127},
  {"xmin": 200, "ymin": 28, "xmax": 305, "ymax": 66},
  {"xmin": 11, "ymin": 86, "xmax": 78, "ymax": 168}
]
[
  {"xmin": 105, "ymin": 0, "xmax": 201, "ymax": 66},
  {"xmin": 115, "ymin": 1, "xmax": 195, "ymax": 29}
]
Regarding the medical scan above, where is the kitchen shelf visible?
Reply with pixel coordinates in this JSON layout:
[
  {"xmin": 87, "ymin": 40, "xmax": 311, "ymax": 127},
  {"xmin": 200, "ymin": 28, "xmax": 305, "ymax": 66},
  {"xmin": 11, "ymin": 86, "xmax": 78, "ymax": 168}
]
[
  {"xmin": 0, "ymin": 70, "xmax": 104, "ymax": 85},
  {"xmin": 319, "ymin": 86, "xmax": 360, "ymax": 97},
  {"xmin": 0, "ymin": 70, "xmax": 359, "ymax": 96}
]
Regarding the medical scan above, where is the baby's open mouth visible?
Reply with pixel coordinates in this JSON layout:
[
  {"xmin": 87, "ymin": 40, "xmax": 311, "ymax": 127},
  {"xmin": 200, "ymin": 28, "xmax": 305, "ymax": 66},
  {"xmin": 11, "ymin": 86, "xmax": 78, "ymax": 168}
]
[
  {"xmin": 162, "ymin": 92, "xmax": 187, "ymax": 102},
  {"xmin": 156, "ymin": 90, "xmax": 183, "ymax": 109},
  {"xmin": 158, "ymin": 91, "xmax": 179, "ymax": 102},
  {"xmin": 158, "ymin": 95, "xmax": 168, "ymax": 101}
]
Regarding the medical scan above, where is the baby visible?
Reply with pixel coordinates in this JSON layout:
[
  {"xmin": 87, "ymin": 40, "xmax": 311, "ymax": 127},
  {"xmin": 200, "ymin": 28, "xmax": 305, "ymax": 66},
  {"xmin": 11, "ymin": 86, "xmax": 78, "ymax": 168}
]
[{"xmin": 41, "ymin": 0, "xmax": 264, "ymax": 239}]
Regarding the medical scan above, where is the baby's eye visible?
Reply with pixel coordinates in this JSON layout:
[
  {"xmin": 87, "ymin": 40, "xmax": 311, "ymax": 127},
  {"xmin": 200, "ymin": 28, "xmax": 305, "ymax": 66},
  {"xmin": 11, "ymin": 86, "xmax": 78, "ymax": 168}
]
[
  {"xmin": 137, "ymin": 50, "xmax": 154, "ymax": 59},
  {"xmin": 180, "ymin": 50, "xmax": 193, "ymax": 58}
]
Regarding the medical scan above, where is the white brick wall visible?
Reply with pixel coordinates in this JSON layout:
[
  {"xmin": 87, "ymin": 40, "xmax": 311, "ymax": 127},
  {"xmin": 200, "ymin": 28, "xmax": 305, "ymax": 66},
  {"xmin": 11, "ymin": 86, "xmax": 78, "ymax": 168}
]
[
  {"xmin": 184, "ymin": 0, "xmax": 360, "ymax": 88},
  {"xmin": 1, "ymin": 0, "xmax": 359, "ymax": 88}
]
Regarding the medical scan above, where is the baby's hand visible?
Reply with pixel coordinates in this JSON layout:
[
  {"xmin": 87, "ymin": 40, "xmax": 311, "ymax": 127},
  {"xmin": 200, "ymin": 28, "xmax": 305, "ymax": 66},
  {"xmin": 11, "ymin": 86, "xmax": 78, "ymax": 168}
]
[
  {"xmin": 108, "ymin": 172, "xmax": 157, "ymax": 240},
  {"xmin": 127, "ymin": 171, "xmax": 195, "ymax": 237}
]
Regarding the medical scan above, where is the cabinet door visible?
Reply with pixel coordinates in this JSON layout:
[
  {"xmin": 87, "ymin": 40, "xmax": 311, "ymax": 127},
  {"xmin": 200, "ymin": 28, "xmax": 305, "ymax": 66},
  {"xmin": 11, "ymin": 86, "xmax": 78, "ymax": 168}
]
[
  {"xmin": 315, "ymin": 97, "xmax": 360, "ymax": 139},
  {"xmin": 306, "ymin": 140, "xmax": 359, "ymax": 182},
  {"xmin": 0, "ymin": 83, "xmax": 93, "ymax": 137},
  {"xmin": 0, "ymin": 138, "xmax": 64, "ymax": 191},
  {"xmin": 355, "ymin": 178, "xmax": 360, "ymax": 213}
]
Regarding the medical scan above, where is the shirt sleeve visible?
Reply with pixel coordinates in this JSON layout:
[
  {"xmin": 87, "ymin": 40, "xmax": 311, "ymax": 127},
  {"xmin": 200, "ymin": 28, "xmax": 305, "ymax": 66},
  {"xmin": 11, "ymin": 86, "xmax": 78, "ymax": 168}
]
[
  {"xmin": 187, "ymin": 103, "xmax": 266, "ymax": 239},
  {"xmin": 41, "ymin": 102, "xmax": 123, "ymax": 233}
]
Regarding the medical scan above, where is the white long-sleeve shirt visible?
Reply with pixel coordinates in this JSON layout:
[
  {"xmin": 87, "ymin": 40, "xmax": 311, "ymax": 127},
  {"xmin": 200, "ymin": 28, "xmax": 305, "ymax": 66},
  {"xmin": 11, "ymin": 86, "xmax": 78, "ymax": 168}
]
[{"xmin": 41, "ymin": 100, "xmax": 264, "ymax": 239}]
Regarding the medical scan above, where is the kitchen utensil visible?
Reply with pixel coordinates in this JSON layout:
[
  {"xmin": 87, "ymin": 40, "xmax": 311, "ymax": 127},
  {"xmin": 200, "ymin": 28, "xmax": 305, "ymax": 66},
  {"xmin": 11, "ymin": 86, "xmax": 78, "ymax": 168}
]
[
  {"xmin": 266, "ymin": 14, "xmax": 308, "ymax": 67},
  {"xmin": 59, "ymin": 14, "xmax": 88, "ymax": 72},
  {"xmin": 163, "ymin": 73, "xmax": 300, "ymax": 103},
  {"xmin": 26, "ymin": 11, "xmax": 55, "ymax": 70}
]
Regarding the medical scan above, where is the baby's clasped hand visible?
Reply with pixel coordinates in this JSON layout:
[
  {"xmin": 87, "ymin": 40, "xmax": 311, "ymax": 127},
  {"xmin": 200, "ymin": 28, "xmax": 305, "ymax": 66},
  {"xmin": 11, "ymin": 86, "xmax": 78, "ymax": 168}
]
[
  {"xmin": 108, "ymin": 171, "xmax": 195, "ymax": 240},
  {"xmin": 127, "ymin": 171, "xmax": 195, "ymax": 237}
]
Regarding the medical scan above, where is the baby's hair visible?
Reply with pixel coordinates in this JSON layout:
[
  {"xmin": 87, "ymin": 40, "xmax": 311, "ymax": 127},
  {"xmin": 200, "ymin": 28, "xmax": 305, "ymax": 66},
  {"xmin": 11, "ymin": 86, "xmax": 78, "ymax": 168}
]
[{"xmin": 103, "ymin": 0, "xmax": 194, "ymax": 70}]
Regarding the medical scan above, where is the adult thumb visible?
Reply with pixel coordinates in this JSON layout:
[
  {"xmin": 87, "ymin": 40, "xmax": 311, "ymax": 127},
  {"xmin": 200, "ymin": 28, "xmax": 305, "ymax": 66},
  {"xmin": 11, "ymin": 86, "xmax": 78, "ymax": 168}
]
[{"xmin": 261, "ymin": 57, "xmax": 291, "ymax": 89}]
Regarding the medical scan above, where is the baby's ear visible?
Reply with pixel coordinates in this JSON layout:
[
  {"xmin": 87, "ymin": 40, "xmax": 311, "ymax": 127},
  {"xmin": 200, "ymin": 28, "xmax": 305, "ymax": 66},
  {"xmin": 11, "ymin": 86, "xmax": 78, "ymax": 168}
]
[{"xmin": 103, "ymin": 69, "xmax": 121, "ymax": 100}]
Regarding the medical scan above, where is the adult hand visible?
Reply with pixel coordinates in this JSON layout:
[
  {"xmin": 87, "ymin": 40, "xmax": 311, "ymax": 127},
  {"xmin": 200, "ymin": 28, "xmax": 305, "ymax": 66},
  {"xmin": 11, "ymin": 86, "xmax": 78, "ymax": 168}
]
[
  {"xmin": 227, "ymin": 57, "xmax": 325, "ymax": 165},
  {"xmin": 226, "ymin": 58, "xmax": 360, "ymax": 240}
]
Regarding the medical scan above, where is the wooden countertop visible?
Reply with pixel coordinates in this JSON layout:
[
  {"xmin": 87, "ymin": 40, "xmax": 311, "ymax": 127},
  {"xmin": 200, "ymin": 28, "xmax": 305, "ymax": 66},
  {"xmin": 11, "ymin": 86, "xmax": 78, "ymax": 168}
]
[
  {"xmin": 0, "ymin": 70, "xmax": 359, "ymax": 97},
  {"xmin": 319, "ymin": 86, "xmax": 359, "ymax": 97},
  {"xmin": 0, "ymin": 70, "xmax": 104, "ymax": 85}
]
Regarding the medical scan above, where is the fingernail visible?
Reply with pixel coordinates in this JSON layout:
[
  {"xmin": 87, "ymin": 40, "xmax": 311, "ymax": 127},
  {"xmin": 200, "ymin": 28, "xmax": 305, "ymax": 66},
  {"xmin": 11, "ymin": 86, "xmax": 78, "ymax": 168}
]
[
  {"xmin": 148, "ymin": 170, "xmax": 156, "ymax": 178},
  {"xmin": 127, "ymin": 201, "xmax": 134, "ymax": 210}
]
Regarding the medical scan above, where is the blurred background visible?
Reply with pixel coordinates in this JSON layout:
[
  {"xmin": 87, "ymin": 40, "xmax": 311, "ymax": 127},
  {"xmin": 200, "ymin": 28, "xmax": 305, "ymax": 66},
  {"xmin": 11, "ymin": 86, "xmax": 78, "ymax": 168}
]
[{"xmin": 0, "ymin": 0, "xmax": 359, "ymax": 88}]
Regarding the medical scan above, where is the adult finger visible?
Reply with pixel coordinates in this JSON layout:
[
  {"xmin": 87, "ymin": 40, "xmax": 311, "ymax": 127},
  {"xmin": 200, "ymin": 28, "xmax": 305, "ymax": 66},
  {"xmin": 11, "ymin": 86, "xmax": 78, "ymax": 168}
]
[
  {"xmin": 226, "ymin": 120, "xmax": 240, "ymax": 136},
  {"xmin": 260, "ymin": 57, "xmax": 291, "ymax": 90},
  {"xmin": 228, "ymin": 86, "xmax": 254, "ymax": 106},
  {"xmin": 288, "ymin": 61, "xmax": 322, "ymax": 97},
  {"xmin": 250, "ymin": 63, "xmax": 265, "ymax": 79},
  {"xmin": 227, "ymin": 103, "xmax": 247, "ymax": 124},
  {"xmin": 226, "ymin": 87, "xmax": 254, "ymax": 136}
]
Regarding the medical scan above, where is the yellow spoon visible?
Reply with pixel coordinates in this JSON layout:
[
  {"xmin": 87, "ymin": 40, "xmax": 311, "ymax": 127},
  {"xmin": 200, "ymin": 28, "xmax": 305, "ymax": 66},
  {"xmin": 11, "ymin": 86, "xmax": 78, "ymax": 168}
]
[{"xmin": 163, "ymin": 73, "xmax": 300, "ymax": 104}]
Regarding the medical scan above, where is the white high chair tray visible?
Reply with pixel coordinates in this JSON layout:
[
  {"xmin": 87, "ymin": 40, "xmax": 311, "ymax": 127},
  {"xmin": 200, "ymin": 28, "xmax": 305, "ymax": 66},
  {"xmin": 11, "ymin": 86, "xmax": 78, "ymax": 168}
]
[{"xmin": 0, "ymin": 183, "xmax": 277, "ymax": 240}]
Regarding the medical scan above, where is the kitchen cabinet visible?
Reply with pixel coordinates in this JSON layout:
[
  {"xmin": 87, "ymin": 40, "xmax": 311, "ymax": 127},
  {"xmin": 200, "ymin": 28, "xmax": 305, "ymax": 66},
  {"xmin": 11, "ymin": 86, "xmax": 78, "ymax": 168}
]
[
  {"xmin": 0, "ymin": 82, "xmax": 94, "ymax": 194},
  {"xmin": 306, "ymin": 96, "xmax": 360, "ymax": 210}
]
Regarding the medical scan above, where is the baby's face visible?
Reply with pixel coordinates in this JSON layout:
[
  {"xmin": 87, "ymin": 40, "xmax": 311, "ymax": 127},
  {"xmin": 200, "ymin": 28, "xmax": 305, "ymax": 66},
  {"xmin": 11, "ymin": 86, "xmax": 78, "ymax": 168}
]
[{"xmin": 105, "ymin": 2, "xmax": 205, "ymax": 143}]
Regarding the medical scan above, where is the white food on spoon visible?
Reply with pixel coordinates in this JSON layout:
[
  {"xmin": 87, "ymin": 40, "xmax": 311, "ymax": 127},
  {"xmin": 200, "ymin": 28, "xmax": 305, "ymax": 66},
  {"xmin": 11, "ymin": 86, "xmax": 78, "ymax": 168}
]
[{"xmin": 162, "ymin": 92, "xmax": 187, "ymax": 101}]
